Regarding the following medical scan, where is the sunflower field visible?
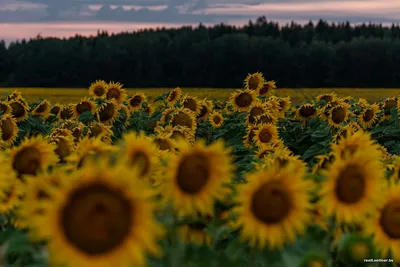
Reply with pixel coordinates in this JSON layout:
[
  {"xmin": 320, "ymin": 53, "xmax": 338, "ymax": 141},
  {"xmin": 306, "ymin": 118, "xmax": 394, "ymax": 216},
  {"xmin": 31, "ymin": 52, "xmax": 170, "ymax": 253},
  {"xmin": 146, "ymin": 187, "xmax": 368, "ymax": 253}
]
[{"xmin": 0, "ymin": 72, "xmax": 399, "ymax": 267}]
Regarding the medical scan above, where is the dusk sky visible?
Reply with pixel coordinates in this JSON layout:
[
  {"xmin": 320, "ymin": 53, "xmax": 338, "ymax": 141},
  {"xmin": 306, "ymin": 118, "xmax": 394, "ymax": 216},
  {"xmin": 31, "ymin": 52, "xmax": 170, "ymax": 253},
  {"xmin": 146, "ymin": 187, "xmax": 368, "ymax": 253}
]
[{"xmin": 1, "ymin": 0, "xmax": 399, "ymax": 44}]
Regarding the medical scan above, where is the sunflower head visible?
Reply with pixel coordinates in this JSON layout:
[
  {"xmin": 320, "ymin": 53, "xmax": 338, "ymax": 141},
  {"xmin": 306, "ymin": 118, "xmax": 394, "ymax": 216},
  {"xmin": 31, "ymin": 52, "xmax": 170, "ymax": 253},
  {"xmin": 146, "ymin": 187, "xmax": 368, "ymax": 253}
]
[
  {"xmin": 382, "ymin": 97, "xmax": 397, "ymax": 118},
  {"xmin": 50, "ymin": 103, "xmax": 62, "ymax": 117},
  {"xmin": 258, "ymin": 80, "xmax": 276, "ymax": 96},
  {"xmin": 209, "ymin": 111, "xmax": 224, "ymax": 128},
  {"xmin": 246, "ymin": 101, "xmax": 266, "ymax": 125},
  {"xmin": 296, "ymin": 103, "xmax": 317, "ymax": 122},
  {"xmin": 312, "ymin": 153, "xmax": 335, "ymax": 174},
  {"xmin": 6, "ymin": 90, "xmax": 23, "ymax": 101},
  {"xmin": 88, "ymin": 80, "xmax": 108, "ymax": 98},
  {"xmin": 358, "ymin": 104, "xmax": 380, "ymax": 129},
  {"xmin": 180, "ymin": 94, "xmax": 201, "ymax": 116},
  {"xmin": 328, "ymin": 104, "xmax": 350, "ymax": 128},
  {"xmin": 106, "ymin": 81, "xmax": 127, "ymax": 104},
  {"xmin": 243, "ymin": 125, "xmax": 259, "ymax": 149},
  {"xmin": 153, "ymin": 133, "xmax": 176, "ymax": 152},
  {"xmin": 8, "ymin": 98, "xmax": 30, "ymax": 122},
  {"xmin": 299, "ymin": 252, "xmax": 328, "ymax": 267},
  {"xmin": 57, "ymin": 104, "xmax": 75, "ymax": 120},
  {"xmin": 315, "ymin": 93, "xmax": 337, "ymax": 104},
  {"xmin": 167, "ymin": 87, "xmax": 182, "ymax": 106},
  {"xmin": 51, "ymin": 136, "xmax": 75, "ymax": 163},
  {"xmin": 253, "ymin": 123, "xmax": 279, "ymax": 148},
  {"xmin": 0, "ymin": 101, "xmax": 12, "ymax": 115},
  {"xmin": 127, "ymin": 93, "xmax": 146, "ymax": 112},
  {"xmin": 244, "ymin": 72, "xmax": 265, "ymax": 91},
  {"xmin": 32, "ymin": 99, "xmax": 51, "ymax": 118},
  {"xmin": 0, "ymin": 114, "xmax": 18, "ymax": 147},
  {"xmin": 171, "ymin": 107, "xmax": 197, "ymax": 131},
  {"xmin": 73, "ymin": 98, "xmax": 96, "ymax": 119},
  {"xmin": 196, "ymin": 99, "xmax": 212, "ymax": 121},
  {"xmin": 95, "ymin": 100, "xmax": 120, "ymax": 125},
  {"xmin": 87, "ymin": 122, "xmax": 113, "ymax": 143},
  {"xmin": 230, "ymin": 89, "xmax": 257, "ymax": 112}
]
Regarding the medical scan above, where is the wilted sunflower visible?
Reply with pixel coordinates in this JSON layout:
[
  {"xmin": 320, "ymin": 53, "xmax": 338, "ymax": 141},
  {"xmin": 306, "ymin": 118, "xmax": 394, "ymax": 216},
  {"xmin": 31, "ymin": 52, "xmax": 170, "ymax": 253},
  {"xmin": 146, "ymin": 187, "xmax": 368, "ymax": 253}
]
[
  {"xmin": 320, "ymin": 151, "xmax": 384, "ymax": 224},
  {"xmin": 51, "ymin": 136, "xmax": 75, "ymax": 163},
  {"xmin": 258, "ymin": 80, "xmax": 276, "ymax": 96},
  {"xmin": 58, "ymin": 104, "xmax": 75, "ymax": 120},
  {"xmin": 253, "ymin": 123, "xmax": 279, "ymax": 148},
  {"xmin": 209, "ymin": 111, "xmax": 224, "ymax": 128},
  {"xmin": 161, "ymin": 139, "xmax": 234, "ymax": 217},
  {"xmin": 246, "ymin": 101, "xmax": 266, "ymax": 125},
  {"xmin": 32, "ymin": 99, "xmax": 51, "ymax": 118},
  {"xmin": 171, "ymin": 107, "xmax": 197, "ymax": 131},
  {"xmin": 181, "ymin": 95, "xmax": 201, "ymax": 116},
  {"xmin": 105, "ymin": 81, "xmax": 127, "ymax": 104},
  {"xmin": 167, "ymin": 87, "xmax": 182, "ymax": 106},
  {"xmin": 95, "ymin": 100, "xmax": 120, "ymax": 125},
  {"xmin": 8, "ymin": 98, "xmax": 29, "ymax": 122},
  {"xmin": 328, "ymin": 104, "xmax": 350, "ymax": 128},
  {"xmin": 0, "ymin": 101, "xmax": 12, "ymax": 115},
  {"xmin": 230, "ymin": 89, "xmax": 257, "ymax": 112},
  {"xmin": 0, "ymin": 114, "xmax": 18, "ymax": 147},
  {"xmin": 50, "ymin": 103, "xmax": 62, "ymax": 118},
  {"xmin": 87, "ymin": 122, "xmax": 113, "ymax": 143},
  {"xmin": 315, "ymin": 93, "xmax": 337, "ymax": 104},
  {"xmin": 8, "ymin": 135, "xmax": 58, "ymax": 180},
  {"xmin": 73, "ymin": 98, "xmax": 96, "ymax": 119},
  {"xmin": 31, "ymin": 160, "xmax": 164, "ymax": 267},
  {"xmin": 358, "ymin": 104, "xmax": 379, "ymax": 128},
  {"xmin": 244, "ymin": 72, "xmax": 265, "ymax": 92},
  {"xmin": 365, "ymin": 182, "xmax": 400, "ymax": 262},
  {"xmin": 88, "ymin": 80, "xmax": 108, "ymax": 99},
  {"xmin": 127, "ymin": 93, "xmax": 146, "ymax": 112},
  {"xmin": 233, "ymin": 162, "xmax": 312, "ymax": 249},
  {"xmin": 296, "ymin": 103, "xmax": 317, "ymax": 123},
  {"xmin": 119, "ymin": 131, "xmax": 159, "ymax": 179}
]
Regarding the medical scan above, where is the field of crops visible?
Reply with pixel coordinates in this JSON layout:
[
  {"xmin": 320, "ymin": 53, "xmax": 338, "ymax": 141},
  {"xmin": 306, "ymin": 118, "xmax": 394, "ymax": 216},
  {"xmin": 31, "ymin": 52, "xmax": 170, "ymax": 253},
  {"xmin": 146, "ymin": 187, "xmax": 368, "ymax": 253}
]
[{"xmin": 0, "ymin": 73, "xmax": 399, "ymax": 267}]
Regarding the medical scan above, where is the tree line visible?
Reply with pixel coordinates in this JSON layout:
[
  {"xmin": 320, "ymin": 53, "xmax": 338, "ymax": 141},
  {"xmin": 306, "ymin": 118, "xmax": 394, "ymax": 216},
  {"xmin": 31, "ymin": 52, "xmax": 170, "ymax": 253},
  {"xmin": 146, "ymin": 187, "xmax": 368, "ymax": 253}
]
[{"xmin": 1, "ymin": 17, "xmax": 400, "ymax": 88}]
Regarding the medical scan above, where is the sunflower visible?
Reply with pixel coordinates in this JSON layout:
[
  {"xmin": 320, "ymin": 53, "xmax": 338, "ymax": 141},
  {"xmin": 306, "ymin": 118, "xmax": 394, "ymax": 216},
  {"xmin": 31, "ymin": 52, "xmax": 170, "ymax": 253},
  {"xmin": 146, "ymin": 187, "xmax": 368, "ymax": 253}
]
[
  {"xmin": 153, "ymin": 133, "xmax": 175, "ymax": 152},
  {"xmin": 243, "ymin": 125, "xmax": 259, "ymax": 149},
  {"xmin": 167, "ymin": 87, "xmax": 182, "ymax": 106},
  {"xmin": 127, "ymin": 93, "xmax": 146, "ymax": 112},
  {"xmin": 233, "ymin": 162, "xmax": 312, "ymax": 249},
  {"xmin": 170, "ymin": 107, "xmax": 197, "ymax": 131},
  {"xmin": 8, "ymin": 98, "xmax": 29, "ymax": 122},
  {"xmin": 6, "ymin": 90, "xmax": 22, "ymax": 101},
  {"xmin": 160, "ymin": 107, "xmax": 176, "ymax": 124},
  {"xmin": 0, "ymin": 180, "xmax": 24, "ymax": 214},
  {"xmin": 358, "ymin": 104, "xmax": 380, "ymax": 128},
  {"xmin": 328, "ymin": 104, "xmax": 350, "ymax": 128},
  {"xmin": 320, "ymin": 151, "xmax": 385, "ymax": 224},
  {"xmin": 0, "ymin": 114, "xmax": 18, "ymax": 147},
  {"xmin": 382, "ymin": 97, "xmax": 397, "ymax": 119},
  {"xmin": 230, "ymin": 89, "xmax": 257, "ymax": 112},
  {"xmin": 119, "ymin": 131, "xmax": 159, "ymax": 179},
  {"xmin": 254, "ymin": 111, "xmax": 278, "ymax": 125},
  {"xmin": 178, "ymin": 216, "xmax": 213, "ymax": 246},
  {"xmin": 0, "ymin": 101, "xmax": 12, "ymax": 115},
  {"xmin": 255, "ymin": 144, "xmax": 283, "ymax": 160},
  {"xmin": 315, "ymin": 93, "xmax": 337, "ymax": 104},
  {"xmin": 332, "ymin": 123, "xmax": 359, "ymax": 143},
  {"xmin": 244, "ymin": 72, "xmax": 265, "ymax": 91},
  {"xmin": 95, "ymin": 100, "xmax": 120, "ymax": 125},
  {"xmin": 88, "ymin": 80, "xmax": 108, "ymax": 99},
  {"xmin": 169, "ymin": 125, "xmax": 195, "ymax": 145},
  {"xmin": 196, "ymin": 100, "xmax": 212, "ymax": 121},
  {"xmin": 73, "ymin": 98, "xmax": 96, "ymax": 119},
  {"xmin": 340, "ymin": 233, "xmax": 375, "ymax": 265},
  {"xmin": 87, "ymin": 122, "xmax": 113, "ymax": 143},
  {"xmin": 8, "ymin": 135, "xmax": 58, "ymax": 180},
  {"xmin": 245, "ymin": 101, "xmax": 266, "ymax": 125},
  {"xmin": 365, "ymin": 182, "xmax": 400, "ymax": 262},
  {"xmin": 30, "ymin": 160, "xmax": 164, "ymax": 267},
  {"xmin": 253, "ymin": 123, "xmax": 279, "ymax": 148},
  {"xmin": 51, "ymin": 136, "xmax": 75, "ymax": 163},
  {"xmin": 71, "ymin": 123, "xmax": 85, "ymax": 143},
  {"xmin": 209, "ymin": 111, "xmax": 224, "ymax": 128},
  {"xmin": 258, "ymin": 80, "xmax": 276, "ymax": 96},
  {"xmin": 181, "ymin": 95, "xmax": 201, "ymax": 116},
  {"xmin": 312, "ymin": 153, "xmax": 335, "ymax": 175},
  {"xmin": 105, "ymin": 81, "xmax": 127, "ymax": 104},
  {"xmin": 32, "ymin": 99, "xmax": 51, "ymax": 118},
  {"xmin": 275, "ymin": 96, "xmax": 291, "ymax": 118},
  {"xmin": 141, "ymin": 104, "xmax": 153, "ymax": 116},
  {"xmin": 58, "ymin": 104, "xmax": 75, "ymax": 120},
  {"xmin": 50, "ymin": 103, "xmax": 62, "ymax": 117},
  {"xmin": 118, "ymin": 104, "xmax": 131, "ymax": 125},
  {"xmin": 296, "ymin": 103, "xmax": 317, "ymax": 123},
  {"xmin": 160, "ymin": 139, "xmax": 234, "ymax": 217}
]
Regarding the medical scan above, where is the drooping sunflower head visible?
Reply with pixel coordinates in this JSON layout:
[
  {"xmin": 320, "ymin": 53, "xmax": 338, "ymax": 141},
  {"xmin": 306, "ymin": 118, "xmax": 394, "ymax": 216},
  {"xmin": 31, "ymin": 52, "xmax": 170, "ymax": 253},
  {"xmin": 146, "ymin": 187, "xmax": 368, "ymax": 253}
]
[
  {"xmin": 246, "ymin": 101, "xmax": 266, "ymax": 125},
  {"xmin": 8, "ymin": 98, "xmax": 30, "ymax": 122},
  {"xmin": 209, "ymin": 111, "xmax": 224, "ymax": 128},
  {"xmin": 167, "ymin": 87, "xmax": 182, "ymax": 106},
  {"xmin": 105, "ymin": 81, "xmax": 127, "ymax": 104},
  {"xmin": 9, "ymin": 135, "xmax": 59, "ymax": 180},
  {"xmin": 233, "ymin": 162, "xmax": 312, "ymax": 249},
  {"xmin": 328, "ymin": 104, "xmax": 350, "ymax": 128},
  {"xmin": 95, "ymin": 99, "xmax": 120, "ymax": 125},
  {"xmin": 196, "ymin": 99, "xmax": 213, "ymax": 121},
  {"xmin": 87, "ymin": 122, "xmax": 113, "ymax": 143},
  {"xmin": 315, "ymin": 93, "xmax": 337, "ymax": 104},
  {"xmin": 253, "ymin": 123, "xmax": 279, "ymax": 148},
  {"xmin": 51, "ymin": 135, "xmax": 76, "ymax": 163},
  {"xmin": 320, "ymin": 151, "xmax": 385, "ymax": 224},
  {"xmin": 32, "ymin": 99, "xmax": 51, "ymax": 118},
  {"xmin": 180, "ymin": 94, "xmax": 201, "ymax": 116},
  {"xmin": 170, "ymin": 107, "xmax": 197, "ymax": 131},
  {"xmin": 0, "ymin": 101, "xmax": 12, "ymax": 115},
  {"xmin": 49, "ymin": 103, "xmax": 62, "ymax": 118},
  {"xmin": 127, "ymin": 93, "xmax": 147, "ymax": 112},
  {"xmin": 30, "ymin": 161, "xmax": 164, "ymax": 267},
  {"xmin": 244, "ymin": 72, "xmax": 265, "ymax": 91},
  {"xmin": 88, "ymin": 80, "xmax": 108, "ymax": 99},
  {"xmin": 57, "ymin": 104, "xmax": 75, "ymax": 121},
  {"xmin": 71, "ymin": 123, "xmax": 85, "ymax": 143},
  {"xmin": 230, "ymin": 89, "xmax": 257, "ymax": 112},
  {"xmin": 258, "ymin": 80, "xmax": 276, "ymax": 96},
  {"xmin": 358, "ymin": 104, "xmax": 380, "ymax": 129},
  {"xmin": 0, "ymin": 114, "xmax": 18, "ymax": 147},
  {"xmin": 161, "ymin": 139, "xmax": 234, "ymax": 217},
  {"xmin": 73, "ymin": 98, "xmax": 96, "ymax": 119},
  {"xmin": 296, "ymin": 103, "xmax": 317, "ymax": 122}
]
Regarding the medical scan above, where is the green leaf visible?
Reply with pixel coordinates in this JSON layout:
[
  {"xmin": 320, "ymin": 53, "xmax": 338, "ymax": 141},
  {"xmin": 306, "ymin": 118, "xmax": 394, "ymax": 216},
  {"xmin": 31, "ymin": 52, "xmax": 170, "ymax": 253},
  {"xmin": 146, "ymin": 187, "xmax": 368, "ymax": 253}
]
[{"xmin": 302, "ymin": 144, "xmax": 325, "ymax": 160}]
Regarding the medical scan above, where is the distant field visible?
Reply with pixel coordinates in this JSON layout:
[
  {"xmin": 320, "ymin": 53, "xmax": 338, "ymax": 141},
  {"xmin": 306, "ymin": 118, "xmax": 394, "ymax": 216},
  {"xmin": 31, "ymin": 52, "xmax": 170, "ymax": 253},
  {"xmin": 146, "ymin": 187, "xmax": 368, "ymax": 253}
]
[{"xmin": 0, "ymin": 87, "xmax": 399, "ymax": 105}]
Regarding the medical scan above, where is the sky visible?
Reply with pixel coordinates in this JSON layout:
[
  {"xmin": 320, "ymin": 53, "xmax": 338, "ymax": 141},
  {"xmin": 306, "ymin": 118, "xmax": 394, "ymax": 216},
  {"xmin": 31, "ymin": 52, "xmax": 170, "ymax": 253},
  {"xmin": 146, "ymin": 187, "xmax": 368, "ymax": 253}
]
[{"xmin": 1, "ymin": 0, "xmax": 399, "ymax": 44}]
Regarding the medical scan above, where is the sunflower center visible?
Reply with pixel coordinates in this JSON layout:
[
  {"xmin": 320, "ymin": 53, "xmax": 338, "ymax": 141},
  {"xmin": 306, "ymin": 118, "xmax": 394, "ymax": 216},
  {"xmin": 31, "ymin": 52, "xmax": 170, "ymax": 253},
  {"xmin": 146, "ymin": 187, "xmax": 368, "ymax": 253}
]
[
  {"xmin": 335, "ymin": 164, "xmax": 365, "ymax": 204},
  {"xmin": 129, "ymin": 150, "xmax": 150, "ymax": 177},
  {"xmin": 259, "ymin": 84, "xmax": 271, "ymax": 95},
  {"xmin": 172, "ymin": 112, "xmax": 193, "ymax": 129},
  {"xmin": 379, "ymin": 200, "xmax": 400, "ymax": 239},
  {"xmin": 362, "ymin": 109, "xmax": 374, "ymax": 122},
  {"xmin": 98, "ymin": 103, "xmax": 115, "ymax": 122},
  {"xmin": 130, "ymin": 96, "xmax": 142, "ymax": 107},
  {"xmin": 168, "ymin": 91, "xmax": 177, "ymax": 101},
  {"xmin": 176, "ymin": 153, "xmax": 210, "ymax": 195},
  {"xmin": 249, "ymin": 107, "xmax": 264, "ymax": 123},
  {"xmin": 258, "ymin": 114, "xmax": 274, "ymax": 124},
  {"xmin": 61, "ymin": 183, "xmax": 133, "ymax": 255},
  {"xmin": 89, "ymin": 125, "xmax": 103, "ymax": 138},
  {"xmin": 1, "ymin": 118, "xmax": 15, "ymax": 141},
  {"xmin": 248, "ymin": 76, "xmax": 260, "ymax": 90},
  {"xmin": 106, "ymin": 88, "xmax": 121, "ymax": 101},
  {"xmin": 251, "ymin": 180, "xmax": 291, "ymax": 224},
  {"xmin": 77, "ymin": 102, "xmax": 92, "ymax": 114},
  {"xmin": 94, "ymin": 86, "xmax": 106, "ymax": 96},
  {"xmin": 12, "ymin": 147, "xmax": 42, "ymax": 178},
  {"xmin": 259, "ymin": 129, "xmax": 273, "ymax": 143},
  {"xmin": 50, "ymin": 106, "xmax": 60, "ymax": 115},
  {"xmin": 213, "ymin": 116, "xmax": 221, "ymax": 124},
  {"xmin": 183, "ymin": 98, "xmax": 197, "ymax": 113},
  {"xmin": 35, "ymin": 103, "xmax": 47, "ymax": 113},
  {"xmin": 331, "ymin": 107, "xmax": 347, "ymax": 124},
  {"xmin": 299, "ymin": 106, "xmax": 316, "ymax": 118},
  {"xmin": 234, "ymin": 93, "xmax": 253, "ymax": 108},
  {"xmin": 10, "ymin": 102, "xmax": 26, "ymax": 118}
]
